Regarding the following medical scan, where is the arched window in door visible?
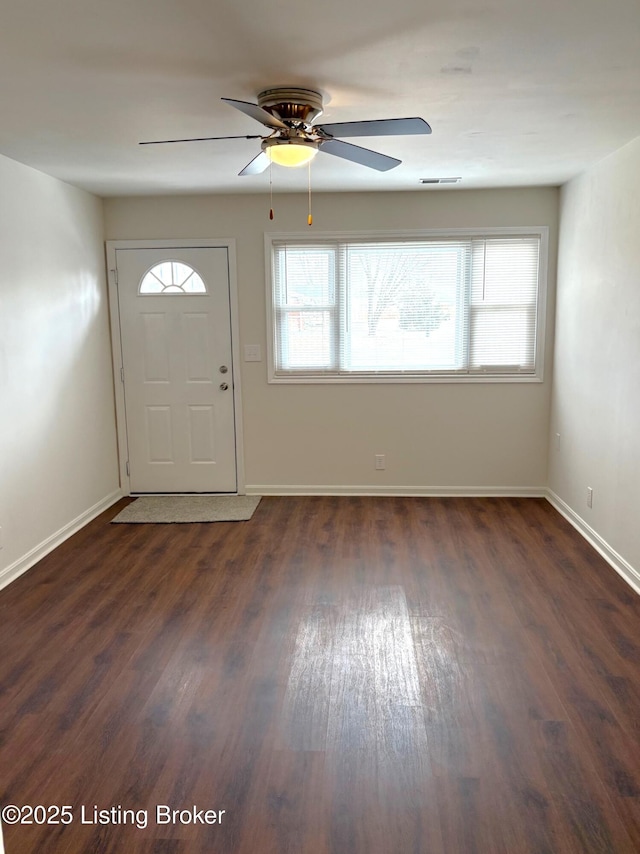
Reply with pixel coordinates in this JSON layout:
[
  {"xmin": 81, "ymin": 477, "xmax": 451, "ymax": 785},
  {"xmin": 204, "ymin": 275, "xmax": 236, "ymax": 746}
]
[{"xmin": 139, "ymin": 261, "xmax": 207, "ymax": 294}]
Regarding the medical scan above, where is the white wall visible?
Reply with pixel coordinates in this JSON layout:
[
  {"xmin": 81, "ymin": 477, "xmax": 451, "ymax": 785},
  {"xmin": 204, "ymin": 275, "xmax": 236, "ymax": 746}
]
[
  {"xmin": 105, "ymin": 188, "xmax": 558, "ymax": 493},
  {"xmin": 549, "ymin": 137, "xmax": 640, "ymax": 587},
  {"xmin": 0, "ymin": 154, "xmax": 120, "ymax": 589}
]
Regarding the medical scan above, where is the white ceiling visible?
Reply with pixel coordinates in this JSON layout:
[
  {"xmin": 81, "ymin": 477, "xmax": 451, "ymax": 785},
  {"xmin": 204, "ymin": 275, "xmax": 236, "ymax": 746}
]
[{"xmin": 2, "ymin": 0, "xmax": 640, "ymax": 196}]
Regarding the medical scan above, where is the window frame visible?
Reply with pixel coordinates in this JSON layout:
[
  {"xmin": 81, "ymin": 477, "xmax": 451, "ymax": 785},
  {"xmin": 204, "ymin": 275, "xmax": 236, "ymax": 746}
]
[{"xmin": 265, "ymin": 227, "xmax": 548, "ymax": 384}]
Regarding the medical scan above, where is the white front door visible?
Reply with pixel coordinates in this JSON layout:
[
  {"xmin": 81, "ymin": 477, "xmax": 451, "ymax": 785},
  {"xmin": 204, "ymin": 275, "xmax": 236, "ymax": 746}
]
[{"xmin": 115, "ymin": 246, "xmax": 237, "ymax": 493}]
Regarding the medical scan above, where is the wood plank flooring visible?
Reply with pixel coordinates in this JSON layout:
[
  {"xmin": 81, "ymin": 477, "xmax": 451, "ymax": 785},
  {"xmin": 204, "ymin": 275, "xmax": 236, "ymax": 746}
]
[{"xmin": 0, "ymin": 496, "xmax": 639, "ymax": 853}]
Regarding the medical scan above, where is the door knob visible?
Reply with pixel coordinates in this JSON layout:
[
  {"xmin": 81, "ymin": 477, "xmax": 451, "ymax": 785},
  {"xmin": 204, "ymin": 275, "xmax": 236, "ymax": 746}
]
[{"xmin": 220, "ymin": 382, "xmax": 229, "ymax": 391}]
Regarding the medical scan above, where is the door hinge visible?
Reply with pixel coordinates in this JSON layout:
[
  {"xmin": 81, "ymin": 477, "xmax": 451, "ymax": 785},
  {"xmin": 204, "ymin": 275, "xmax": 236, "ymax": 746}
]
[
  {"xmin": 126, "ymin": 461, "xmax": 130, "ymax": 477},
  {"xmin": 111, "ymin": 267, "xmax": 118, "ymax": 286},
  {"xmin": 120, "ymin": 367, "xmax": 125, "ymax": 383}
]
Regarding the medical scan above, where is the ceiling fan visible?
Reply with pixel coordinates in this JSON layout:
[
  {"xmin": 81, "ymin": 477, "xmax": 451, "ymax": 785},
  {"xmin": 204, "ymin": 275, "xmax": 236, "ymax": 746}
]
[{"xmin": 140, "ymin": 87, "xmax": 432, "ymax": 175}]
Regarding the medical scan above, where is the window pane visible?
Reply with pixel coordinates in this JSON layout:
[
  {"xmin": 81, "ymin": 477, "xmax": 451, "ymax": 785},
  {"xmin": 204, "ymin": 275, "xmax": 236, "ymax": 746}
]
[
  {"xmin": 181, "ymin": 271, "xmax": 207, "ymax": 293},
  {"xmin": 471, "ymin": 239, "xmax": 538, "ymax": 305},
  {"xmin": 469, "ymin": 238, "xmax": 539, "ymax": 372},
  {"xmin": 152, "ymin": 262, "xmax": 174, "ymax": 286},
  {"xmin": 279, "ymin": 309, "xmax": 335, "ymax": 369},
  {"xmin": 470, "ymin": 306, "xmax": 536, "ymax": 369},
  {"xmin": 277, "ymin": 247, "xmax": 334, "ymax": 306},
  {"xmin": 273, "ymin": 244, "xmax": 337, "ymax": 371},
  {"xmin": 139, "ymin": 276, "xmax": 163, "ymax": 293},
  {"xmin": 343, "ymin": 242, "xmax": 464, "ymax": 371}
]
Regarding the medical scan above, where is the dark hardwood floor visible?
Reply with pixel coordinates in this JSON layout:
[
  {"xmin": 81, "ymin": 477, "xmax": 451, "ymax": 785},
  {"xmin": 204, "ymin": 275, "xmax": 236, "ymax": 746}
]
[{"xmin": 1, "ymin": 496, "xmax": 639, "ymax": 853}]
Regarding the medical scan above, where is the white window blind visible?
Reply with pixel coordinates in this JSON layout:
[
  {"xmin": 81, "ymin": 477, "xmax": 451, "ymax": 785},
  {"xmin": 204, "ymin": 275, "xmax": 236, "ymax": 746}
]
[{"xmin": 270, "ymin": 231, "xmax": 544, "ymax": 382}]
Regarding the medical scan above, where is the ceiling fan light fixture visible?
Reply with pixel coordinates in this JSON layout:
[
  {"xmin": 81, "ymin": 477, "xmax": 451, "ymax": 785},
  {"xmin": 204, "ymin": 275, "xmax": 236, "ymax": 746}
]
[{"xmin": 263, "ymin": 138, "xmax": 318, "ymax": 168}]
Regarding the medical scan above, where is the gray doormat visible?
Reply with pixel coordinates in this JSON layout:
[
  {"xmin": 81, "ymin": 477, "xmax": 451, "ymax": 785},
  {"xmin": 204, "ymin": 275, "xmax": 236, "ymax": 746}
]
[{"xmin": 111, "ymin": 495, "xmax": 261, "ymax": 524}]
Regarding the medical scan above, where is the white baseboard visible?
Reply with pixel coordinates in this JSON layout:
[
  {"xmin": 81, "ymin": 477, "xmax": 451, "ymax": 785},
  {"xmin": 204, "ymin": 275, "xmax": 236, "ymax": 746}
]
[
  {"xmin": 245, "ymin": 484, "xmax": 546, "ymax": 497},
  {"xmin": 0, "ymin": 489, "xmax": 123, "ymax": 592},
  {"xmin": 546, "ymin": 490, "xmax": 640, "ymax": 596},
  {"xmin": 5, "ymin": 486, "xmax": 635, "ymax": 600}
]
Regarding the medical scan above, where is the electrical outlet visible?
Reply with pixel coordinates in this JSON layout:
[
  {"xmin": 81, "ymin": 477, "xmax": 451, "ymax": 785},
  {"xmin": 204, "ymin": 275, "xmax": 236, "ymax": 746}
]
[
  {"xmin": 587, "ymin": 487, "xmax": 593, "ymax": 508},
  {"xmin": 375, "ymin": 454, "xmax": 386, "ymax": 470}
]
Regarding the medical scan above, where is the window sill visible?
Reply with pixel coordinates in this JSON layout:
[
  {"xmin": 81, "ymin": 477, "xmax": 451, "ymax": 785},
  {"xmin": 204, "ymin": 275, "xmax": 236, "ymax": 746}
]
[{"xmin": 268, "ymin": 372, "xmax": 544, "ymax": 385}]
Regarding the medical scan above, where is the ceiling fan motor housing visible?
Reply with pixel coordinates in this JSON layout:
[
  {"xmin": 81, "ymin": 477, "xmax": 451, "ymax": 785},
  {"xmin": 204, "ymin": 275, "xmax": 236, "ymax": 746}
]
[{"xmin": 257, "ymin": 87, "xmax": 324, "ymax": 125}]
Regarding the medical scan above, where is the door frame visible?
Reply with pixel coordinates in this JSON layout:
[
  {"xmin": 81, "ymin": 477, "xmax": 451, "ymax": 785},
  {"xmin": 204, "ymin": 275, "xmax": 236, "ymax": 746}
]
[{"xmin": 106, "ymin": 238, "xmax": 246, "ymax": 495}]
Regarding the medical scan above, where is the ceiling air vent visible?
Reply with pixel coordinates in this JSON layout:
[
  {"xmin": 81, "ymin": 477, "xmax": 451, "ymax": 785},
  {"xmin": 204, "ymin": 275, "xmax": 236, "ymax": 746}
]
[{"xmin": 420, "ymin": 177, "xmax": 461, "ymax": 184}]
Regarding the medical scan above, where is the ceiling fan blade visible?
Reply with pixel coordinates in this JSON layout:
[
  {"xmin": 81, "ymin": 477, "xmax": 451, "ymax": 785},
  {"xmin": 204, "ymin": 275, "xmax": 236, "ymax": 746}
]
[
  {"xmin": 139, "ymin": 135, "xmax": 263, "ymax": 145},
  {"xmin": 316, "ymin": 117, "xmax": 432, "ymax": 138},
  {"xmin": 238, "ymin": 151, "xmax": 270, "ymax": 176},
  {"xmin": 222, "ymin": 98, "xmax": 288, "ymax": 130},
  {"xmin": 319, "ymin": 138, "xmax": 401, "ymax": 171}
]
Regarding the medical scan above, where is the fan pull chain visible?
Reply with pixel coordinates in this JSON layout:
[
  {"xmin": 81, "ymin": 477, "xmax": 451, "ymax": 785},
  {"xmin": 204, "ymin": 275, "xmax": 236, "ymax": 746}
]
[
  {"xmin": 307, "ymin": 160, "xmax": 313, "ymax": 226},
  {"xmin": 269, "ymin": 160, "xmax": 274, "ymax": 221}
]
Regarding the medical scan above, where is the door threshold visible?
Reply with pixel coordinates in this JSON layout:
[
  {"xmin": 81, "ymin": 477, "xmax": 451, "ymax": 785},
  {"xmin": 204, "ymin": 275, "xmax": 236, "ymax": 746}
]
[{"xmin": 129, "ymin": 491, "xmax": 241, "ymax": 497}]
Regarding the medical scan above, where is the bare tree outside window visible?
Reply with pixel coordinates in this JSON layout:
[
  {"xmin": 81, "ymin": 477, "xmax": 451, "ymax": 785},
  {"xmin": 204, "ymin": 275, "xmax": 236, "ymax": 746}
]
[{"xmin": 354, "ymin": 248, "xmax": 449, "ymax": 337}]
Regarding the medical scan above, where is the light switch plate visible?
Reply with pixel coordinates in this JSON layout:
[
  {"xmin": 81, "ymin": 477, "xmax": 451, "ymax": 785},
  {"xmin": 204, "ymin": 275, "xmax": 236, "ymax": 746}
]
[{"xmin": 244, "ymin": 344, "xmax": 262, "ymax": 362}]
